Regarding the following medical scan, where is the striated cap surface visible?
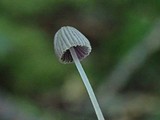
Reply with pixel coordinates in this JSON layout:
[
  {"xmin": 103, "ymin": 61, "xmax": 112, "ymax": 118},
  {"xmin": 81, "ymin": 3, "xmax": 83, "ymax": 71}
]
[{"xmin": 54, "ymin": 26, "xmax": 91, "ymax": 64}]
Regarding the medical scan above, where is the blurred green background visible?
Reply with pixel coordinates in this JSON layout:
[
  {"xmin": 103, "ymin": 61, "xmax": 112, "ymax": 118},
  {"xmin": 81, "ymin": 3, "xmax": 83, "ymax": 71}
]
[{"xmin": 0, "ymin": 0, "xmax": 160, "ymax": 120}]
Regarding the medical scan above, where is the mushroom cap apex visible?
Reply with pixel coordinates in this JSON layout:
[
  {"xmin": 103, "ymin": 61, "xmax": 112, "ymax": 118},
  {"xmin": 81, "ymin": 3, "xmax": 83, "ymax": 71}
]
[{"xmin": 54, "ymin": 26, "xmax": 91, "ymax": 64}]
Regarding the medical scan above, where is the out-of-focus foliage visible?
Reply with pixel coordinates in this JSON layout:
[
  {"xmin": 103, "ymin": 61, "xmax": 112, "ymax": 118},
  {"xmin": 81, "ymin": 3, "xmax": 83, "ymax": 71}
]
[{"xmin": 0, "ymin": 0, "xmax": 160, "ymax": 120}]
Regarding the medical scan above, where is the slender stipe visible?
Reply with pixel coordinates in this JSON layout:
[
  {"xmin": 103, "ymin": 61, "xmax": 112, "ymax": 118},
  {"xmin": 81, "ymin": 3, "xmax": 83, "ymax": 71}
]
[{"xmin": 69, "ymin": 47, "xmax": 105, "ymax": 120}]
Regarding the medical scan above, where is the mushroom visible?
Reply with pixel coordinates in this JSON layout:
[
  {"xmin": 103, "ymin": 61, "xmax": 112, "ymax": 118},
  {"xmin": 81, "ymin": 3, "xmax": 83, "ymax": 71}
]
[{"xmin": 54, "ymin": 26, "xmax": 105, "ymax": 120}]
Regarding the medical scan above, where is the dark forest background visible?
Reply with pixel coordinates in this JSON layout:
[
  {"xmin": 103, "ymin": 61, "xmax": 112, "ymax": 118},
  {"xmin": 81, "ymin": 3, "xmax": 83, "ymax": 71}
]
[{"xmin": 0, "ymin": 0, "xmax": 160, "ymax": 120}]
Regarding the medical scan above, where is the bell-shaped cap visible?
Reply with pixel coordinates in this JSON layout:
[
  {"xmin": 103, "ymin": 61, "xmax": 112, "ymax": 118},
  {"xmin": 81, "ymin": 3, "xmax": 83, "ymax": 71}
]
[{"xmin": 54, "ymin": 26, "xmax": 92, "ymax": 64}]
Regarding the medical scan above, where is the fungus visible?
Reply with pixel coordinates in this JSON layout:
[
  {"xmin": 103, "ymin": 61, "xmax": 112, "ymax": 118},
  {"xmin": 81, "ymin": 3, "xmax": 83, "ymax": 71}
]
[{"xmin": 54, "ymin": 26, "xmax": 105, "ymax": 120}]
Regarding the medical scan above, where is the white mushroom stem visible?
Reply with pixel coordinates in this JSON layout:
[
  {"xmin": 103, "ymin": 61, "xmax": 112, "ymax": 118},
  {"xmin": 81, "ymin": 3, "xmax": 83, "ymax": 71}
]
[{"xmin": 69, "ymin": 47, "xmax": 105, "ymax": 120}]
